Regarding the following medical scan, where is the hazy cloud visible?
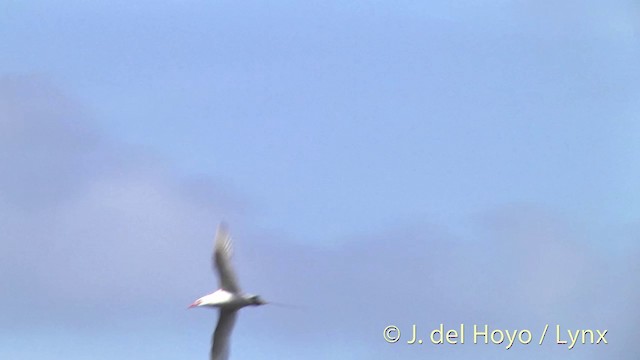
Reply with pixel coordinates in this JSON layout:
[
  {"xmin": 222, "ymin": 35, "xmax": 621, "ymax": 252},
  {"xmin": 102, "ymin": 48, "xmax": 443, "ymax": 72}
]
[
  {"xmin": 0, "ymin": 75, "xmax": 242, "ymax": 324},
  {"xmin": 1, "ymin": 75, "xmax": 637, "ymax": 359}
]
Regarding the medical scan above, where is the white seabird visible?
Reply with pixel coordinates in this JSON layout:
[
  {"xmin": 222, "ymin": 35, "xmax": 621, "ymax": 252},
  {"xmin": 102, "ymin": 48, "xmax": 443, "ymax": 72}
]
[{"xmin": 189, "ymin": 222, "xmax": 266, "ymax": 360}]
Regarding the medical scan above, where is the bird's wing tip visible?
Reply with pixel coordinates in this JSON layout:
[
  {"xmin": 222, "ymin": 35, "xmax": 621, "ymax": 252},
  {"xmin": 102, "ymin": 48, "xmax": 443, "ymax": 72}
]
[{"xmin": 215, "ymin": 222, "xmax": 230, "ymax": 239}]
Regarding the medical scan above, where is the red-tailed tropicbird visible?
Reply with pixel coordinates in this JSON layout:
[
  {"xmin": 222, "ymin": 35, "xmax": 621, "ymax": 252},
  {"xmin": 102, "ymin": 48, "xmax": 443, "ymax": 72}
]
[{"xmin": 189, "ymin": 222, "xmax": 266, "ymax": 360}]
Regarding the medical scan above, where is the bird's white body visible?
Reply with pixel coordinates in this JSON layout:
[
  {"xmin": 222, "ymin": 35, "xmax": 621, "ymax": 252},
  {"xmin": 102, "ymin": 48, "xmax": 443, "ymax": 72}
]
[
  {"xmin": 196, "ymin": 290, "xmax": 235, "ymax": 307},
  {"xmin": 193, "ymin": 289, "xmax": 255, "ymax": 309}
]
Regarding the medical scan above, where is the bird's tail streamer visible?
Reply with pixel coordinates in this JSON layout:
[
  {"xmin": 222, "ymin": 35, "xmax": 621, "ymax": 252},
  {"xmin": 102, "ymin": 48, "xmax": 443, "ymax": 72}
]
[{"xmin": 268, "ymin": 301, "xmax": 302, "ymax": 309}]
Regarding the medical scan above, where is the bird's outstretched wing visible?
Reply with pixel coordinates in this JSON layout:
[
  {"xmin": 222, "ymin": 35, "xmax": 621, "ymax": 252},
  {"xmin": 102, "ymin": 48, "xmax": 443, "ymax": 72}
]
[
  {"xmin": 213, "ymin": 222, "xmax": 241, "ymax": 293},
  {"xmin": 210, "ymin": 309, "xmax": 237, "ymax": 360}
]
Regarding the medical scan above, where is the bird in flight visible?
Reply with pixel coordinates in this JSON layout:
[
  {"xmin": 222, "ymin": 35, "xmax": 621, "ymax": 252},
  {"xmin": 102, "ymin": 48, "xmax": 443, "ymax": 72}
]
[{"xmin": 189, "ymin": 222, "xmax": 266, "ymax": 360}]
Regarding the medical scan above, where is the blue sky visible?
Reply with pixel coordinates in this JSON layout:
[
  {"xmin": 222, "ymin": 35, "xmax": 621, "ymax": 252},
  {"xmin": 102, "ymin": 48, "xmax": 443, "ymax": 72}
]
[{"xmin": 1, "ymin": 1, "xmax": 639, "ymax": 359}]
